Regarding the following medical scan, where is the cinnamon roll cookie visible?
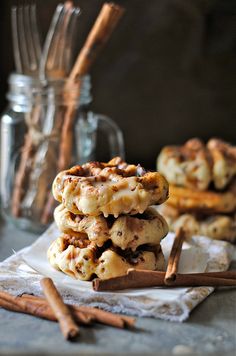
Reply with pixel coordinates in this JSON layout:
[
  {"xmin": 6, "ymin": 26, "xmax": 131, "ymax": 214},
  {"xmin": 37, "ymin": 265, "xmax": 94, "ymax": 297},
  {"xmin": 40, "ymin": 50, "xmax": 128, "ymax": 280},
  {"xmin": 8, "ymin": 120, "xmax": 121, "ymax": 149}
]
[
  {"xmin": 167, "ymin": 182, "xmax": 236, "ymax": 214},
  {"xmin": 52, "ymin": 157, "xmax": 169, "ymax": 217},
  {"xmin": 157, "ymin": 138, "xmax": 236, "ymax": 191},
  {"xmin": 54, "ymin": 204, "xmax": 168, "ymax": 251},
  {"xmin": 207, "ymin": 138, "xmax": 236, "ymax": 190},
  {"xmin": 159, "ymin": 204, "xmax": 236, "ymax": 242},
  {"xmin": 47, "ymin": 234, "xmax": 165, "ymax": 281},
  {"xmin": 157, "ymin": 138, "xmax": 212, "ymax": 191}
]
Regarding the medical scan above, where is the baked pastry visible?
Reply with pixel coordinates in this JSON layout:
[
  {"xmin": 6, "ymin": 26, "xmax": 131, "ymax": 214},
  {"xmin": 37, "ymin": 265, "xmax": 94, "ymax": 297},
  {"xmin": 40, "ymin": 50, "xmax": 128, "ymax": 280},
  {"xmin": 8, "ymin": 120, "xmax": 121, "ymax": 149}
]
[
  {"xmin": 47, "ymin": 234, "xmax": 165, "ymax": 281},
  {"xmin": 157, "ymin": 138, "xmax": 236, "ymax": 191},
  {"xmin": 54, "ymin": 204, "xmax": 168, "ymax": 251},
  {"xmin": 207, "ymin": 138, "xmax": 236, "ymax": 190},
  {"xmin": 159, "ymin": 204, "xmax": 236, "ymax": 242},
  {"xmin": 48, "ymin": 157, "xmax": 169, "ymax": 281},
  {"xmin": 52, "ymin": 157, "xmax": 169, "ymax": 217},
  {"xmin": 167, "ymin": 183, "xmax": 236, "ymax": 214},
  {"xmin": 157, "ymin": 137, "xmax": 236, "ymax": 243},
  {"xmin": 157, "ymin": 138, "xmax": 212, "ymax": 191}
]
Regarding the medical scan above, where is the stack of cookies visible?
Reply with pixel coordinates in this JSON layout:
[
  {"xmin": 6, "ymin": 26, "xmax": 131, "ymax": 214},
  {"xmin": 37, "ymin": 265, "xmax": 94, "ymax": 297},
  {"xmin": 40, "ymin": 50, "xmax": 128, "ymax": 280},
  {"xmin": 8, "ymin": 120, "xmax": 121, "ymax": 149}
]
[
  {"xmin": 47, "ymin": 157, "xmax": 169, "ymax": 281},
  {"xmin": 157, "ymin": 138, "xmax": 236, "ymax": 242}
]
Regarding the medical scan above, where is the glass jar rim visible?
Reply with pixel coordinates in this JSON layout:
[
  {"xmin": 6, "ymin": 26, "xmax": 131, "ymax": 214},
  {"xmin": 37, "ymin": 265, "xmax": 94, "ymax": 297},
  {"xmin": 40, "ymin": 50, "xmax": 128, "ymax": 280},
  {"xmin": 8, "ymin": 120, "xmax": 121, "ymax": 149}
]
[{"xmin": 7, "ymin": 73, "xmax": 92, "ymax": 107}]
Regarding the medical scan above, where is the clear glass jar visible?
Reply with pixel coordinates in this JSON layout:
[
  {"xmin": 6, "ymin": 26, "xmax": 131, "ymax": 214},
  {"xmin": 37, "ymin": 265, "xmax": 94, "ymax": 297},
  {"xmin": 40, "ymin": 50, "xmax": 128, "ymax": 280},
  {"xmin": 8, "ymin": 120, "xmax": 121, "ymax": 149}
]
[{"xmin": 0, "ymin": 73, "xmax": 125, "ymax": 233}]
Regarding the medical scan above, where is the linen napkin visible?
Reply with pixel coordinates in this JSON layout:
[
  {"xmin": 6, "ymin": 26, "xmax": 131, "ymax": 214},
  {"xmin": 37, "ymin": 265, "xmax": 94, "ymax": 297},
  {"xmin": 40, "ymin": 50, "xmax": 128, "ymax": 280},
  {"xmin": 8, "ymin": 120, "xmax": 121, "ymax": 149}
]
[{"xmin": 0, "ymin": 224, "xmax": 234, "ymax": 322}]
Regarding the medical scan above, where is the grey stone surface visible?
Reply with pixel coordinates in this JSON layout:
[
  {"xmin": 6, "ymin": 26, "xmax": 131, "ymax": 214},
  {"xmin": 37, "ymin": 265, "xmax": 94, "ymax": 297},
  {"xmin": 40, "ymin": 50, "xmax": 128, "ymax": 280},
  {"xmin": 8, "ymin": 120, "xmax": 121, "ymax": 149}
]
[{"xmin": 0, "ymin": 218, "xmax": 236, "ymax": 355}]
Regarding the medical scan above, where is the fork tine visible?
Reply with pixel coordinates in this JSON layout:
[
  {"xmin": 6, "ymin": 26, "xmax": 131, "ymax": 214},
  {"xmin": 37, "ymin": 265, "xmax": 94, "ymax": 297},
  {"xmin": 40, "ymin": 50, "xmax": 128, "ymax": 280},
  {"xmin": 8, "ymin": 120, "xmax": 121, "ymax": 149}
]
[
  {"xmin": 48, "ymin": 3, "xmax": 81, "ymax": 78},
  {"xmin": 23, "ymin": 4, "xmax": 38, "ymax": 73},
  {"xmin": 11, "ymin": 6, "xmax": 23, "ymax": 73},
  {"xmin": 29, "ymin": 3, "xmax": 42, "ymax": 66},
  {"xmin": 64, "ymin": 7, "xmax": 80, "ymax": 74},
  {"xmin": 46, "ymin": 3, "xmax": 69, "ymax": 74},
  {"xmin": 18, "ymin": 5, "xmax": 30, "ymax": 74},
  {"xmin": 55, "ymin": 2, "xmax": 75, "ymax": 74},
  {"xmin": 39, "ymin": 3, "xmax": 64, "ymax": 81}
]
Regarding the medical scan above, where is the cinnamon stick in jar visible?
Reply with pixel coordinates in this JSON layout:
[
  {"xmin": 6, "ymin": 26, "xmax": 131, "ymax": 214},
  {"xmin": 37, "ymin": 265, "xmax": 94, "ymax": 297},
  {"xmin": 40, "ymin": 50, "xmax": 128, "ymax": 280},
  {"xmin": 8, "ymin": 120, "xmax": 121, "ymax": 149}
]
[
  {"xmin": 11, "ymin": 134, "xmax": 34, "ymax": 217},
  {"xmin": 40, "ymin": 278, "xmax": 79, "ymax": 340},
  {"xmin": 68, "ymin": 3, "xmax": 125, "ymax": 82},
  {"xmin": 58, "ymin": 2, "xmax": 125, "ymax": 172},
  {"xmin": 11, "ymin": 105, "xmax": 41, "ymax": 217}
]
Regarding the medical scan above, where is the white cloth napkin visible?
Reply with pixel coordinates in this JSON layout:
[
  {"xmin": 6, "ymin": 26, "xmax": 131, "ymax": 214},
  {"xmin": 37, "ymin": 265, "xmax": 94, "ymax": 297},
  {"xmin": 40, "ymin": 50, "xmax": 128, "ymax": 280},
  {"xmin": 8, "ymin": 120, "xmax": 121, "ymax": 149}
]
[{"xmin": 0, "ymin": 224, "xmax": 234, "ymax": 322}]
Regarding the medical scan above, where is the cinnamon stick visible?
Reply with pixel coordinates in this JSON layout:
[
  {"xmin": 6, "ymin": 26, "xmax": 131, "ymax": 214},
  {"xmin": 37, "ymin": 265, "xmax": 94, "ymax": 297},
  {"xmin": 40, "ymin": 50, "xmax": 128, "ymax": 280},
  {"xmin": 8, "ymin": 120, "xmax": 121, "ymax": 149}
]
[
  {"xmin": 21, "ymin": 293, "xmax": 135, "ymax": 329},
  {"xmin": 184, "ymin": 271, "xmax": 236, "ymax": 279},
  {"xmin": 59, "ymin": 2, "xmax": 125, "ymax": 171},
  {"xmin": 0, "ymin": 291, "xmax": 135, "ymax": 329},
  {"xmin": 78, "ymin": 306, "xmax": 124, "ymax": 329},
  {"xmin": 0, "ymin": 297, "xmax": 23, "ymax": 313},
  {"xmin": 40, "ymin": 192, "xmax": 56, "ymax": 225},
  {"xmin": 11, "ymin": 106, "xmax": 41, "ymax": 217},
  {"xmin": 172, "ymin": 274, "xmax": 236, "ymax": 287},
  {"xmin": 93, "ymin": 269, "xmax": 236, "ymax": 291},
  {"xmin": 164, "ymin": 228, "xmax": 186, "ymax": 285},
  {"xmin": 11, "ymin": 134, "xmax": 35, "ymax": 217},
  {"xmin": 40, "ymin": 278, "xmax": 79, "ymax": 340},
  {"xmin": 68, "ymin": 3, "xmax": 125, "ymax": 81},
  {"xmin": 128, "ymin": 270, "xmax": 236, "ymax": 280},
  {"xmin": 0, "ymin": 291, "xmax": 56, "ymax": 321},
  {"xmin": 92, "ymin": 270, "xmax": 164, "ymax": 291},
  {"xmin": 0, "ymin": 292, "xmax": 93, "ymax": 324},
  {"xmin": 21, "ymin": 294, "xmax": 93, "ymax": 324}
]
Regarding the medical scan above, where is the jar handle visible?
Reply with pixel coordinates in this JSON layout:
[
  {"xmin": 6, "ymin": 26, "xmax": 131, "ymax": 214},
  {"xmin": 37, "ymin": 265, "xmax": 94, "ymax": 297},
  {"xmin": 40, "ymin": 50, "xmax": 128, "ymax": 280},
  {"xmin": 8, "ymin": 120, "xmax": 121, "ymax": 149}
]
[
  {"xmin": 95, "ymin": 112, "xmax": 125, "ymax": 160},
  {"xmin": 76, "ymin": 111, "xmax": 125, "ymax": 164}
]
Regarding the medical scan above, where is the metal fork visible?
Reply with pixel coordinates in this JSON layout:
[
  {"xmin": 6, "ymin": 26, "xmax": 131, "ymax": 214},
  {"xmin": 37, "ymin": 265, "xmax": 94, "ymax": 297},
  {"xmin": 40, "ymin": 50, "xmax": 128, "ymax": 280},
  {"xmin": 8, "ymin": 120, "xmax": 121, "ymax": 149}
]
[
  {"xmin": 21, "ymin": 3, "xmax": 81, "ymax": 217},
  {"xmin": 39, "ymin": 2, "xmax": 80, "ymax": 81},
  {"xmin": 11, "ymin": 3, "xmax": 42, "ymax": 76}
]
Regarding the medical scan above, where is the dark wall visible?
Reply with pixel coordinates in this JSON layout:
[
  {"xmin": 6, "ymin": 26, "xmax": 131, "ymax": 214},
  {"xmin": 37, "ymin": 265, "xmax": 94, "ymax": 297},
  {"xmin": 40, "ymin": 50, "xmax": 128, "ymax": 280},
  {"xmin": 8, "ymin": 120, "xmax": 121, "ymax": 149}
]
[{"xmin": 1, "ymin": 0, "xmax": 236, "ymax": 168}]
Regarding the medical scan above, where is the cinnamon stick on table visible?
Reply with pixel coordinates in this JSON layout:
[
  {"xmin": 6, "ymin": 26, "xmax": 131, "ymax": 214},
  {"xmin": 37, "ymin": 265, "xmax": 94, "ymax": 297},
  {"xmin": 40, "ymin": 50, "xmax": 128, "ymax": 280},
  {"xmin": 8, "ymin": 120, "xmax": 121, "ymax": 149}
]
[
  {"xmin": 40, "ymin": 278, "xmax": 79, "ymax": 340},
  {"xmin": 0, "ymin": 291, "xmax": 135, "ymax": 329},
  {"xmin": 21, "ymin": 293, "xmax": 135, "ymax": 329},
  {"xmin": 93, "ymin": 269, "xmax": 236, "ymax": 291},
  {"xmin": 0, "ymin": 291, "xmax": 56, "ymax": 321},
  {"xmin": 21, "ymin": 294, "xmax": 94, "ymax": 325},
  {"xmin": 164, "ymin": 227, "xmax": 186, "ymax": 285},
  {"xmin": 0, "ymin": 291, "xmax": 94, "ymax": 325}
]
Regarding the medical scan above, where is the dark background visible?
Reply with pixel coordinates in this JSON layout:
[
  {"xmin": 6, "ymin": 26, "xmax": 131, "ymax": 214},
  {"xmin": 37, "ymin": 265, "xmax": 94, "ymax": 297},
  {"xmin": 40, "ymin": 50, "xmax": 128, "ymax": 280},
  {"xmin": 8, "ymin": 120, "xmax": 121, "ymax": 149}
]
[{"xmin": 0, "ymin": 0, "xmax": 236, "ymax": 168}]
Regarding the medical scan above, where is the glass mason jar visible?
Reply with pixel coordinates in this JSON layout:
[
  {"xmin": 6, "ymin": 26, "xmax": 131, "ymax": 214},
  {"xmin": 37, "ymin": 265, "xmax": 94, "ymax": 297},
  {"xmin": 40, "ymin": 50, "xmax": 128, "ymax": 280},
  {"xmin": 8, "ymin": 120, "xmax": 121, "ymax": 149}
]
[{"xmin": 0, "ymin": 73, "xmax": 125, "ymax": 233}]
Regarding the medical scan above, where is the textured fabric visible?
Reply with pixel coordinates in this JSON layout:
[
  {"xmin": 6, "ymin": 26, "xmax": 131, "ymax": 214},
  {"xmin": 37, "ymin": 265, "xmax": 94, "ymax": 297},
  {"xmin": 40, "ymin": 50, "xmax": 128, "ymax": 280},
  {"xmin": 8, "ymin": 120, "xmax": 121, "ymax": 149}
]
[{"xmin": 0, "ymin": 224, "xmax": 234, "ymax": 322}]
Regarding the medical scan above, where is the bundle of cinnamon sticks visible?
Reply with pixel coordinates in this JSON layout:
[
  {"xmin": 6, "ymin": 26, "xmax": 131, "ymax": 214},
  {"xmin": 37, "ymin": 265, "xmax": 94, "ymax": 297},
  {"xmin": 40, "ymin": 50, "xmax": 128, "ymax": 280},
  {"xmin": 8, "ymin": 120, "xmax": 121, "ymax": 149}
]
[
  {"xmin": 11, "ymin": 3, "xmax": 125, "ymax": 226},
  {"xmin": 93, "ymin": 228, "xmax": 236, "ymax": 291},
  {"xmin": 0, "ymin": 277, "xmax": 135, "ymax": 341}
]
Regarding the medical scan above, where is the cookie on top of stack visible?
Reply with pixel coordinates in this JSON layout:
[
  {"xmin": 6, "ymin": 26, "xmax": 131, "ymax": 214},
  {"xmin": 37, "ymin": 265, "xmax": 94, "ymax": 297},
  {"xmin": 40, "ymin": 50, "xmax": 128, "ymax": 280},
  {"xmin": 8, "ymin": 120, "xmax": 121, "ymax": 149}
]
[
  {"xmin": 48, "ymin": 157, "xmax": 169, "ymax": 281},
  {"xmin": 157, "ymin": 138, "xmax": 236, "ymax": 242}
]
